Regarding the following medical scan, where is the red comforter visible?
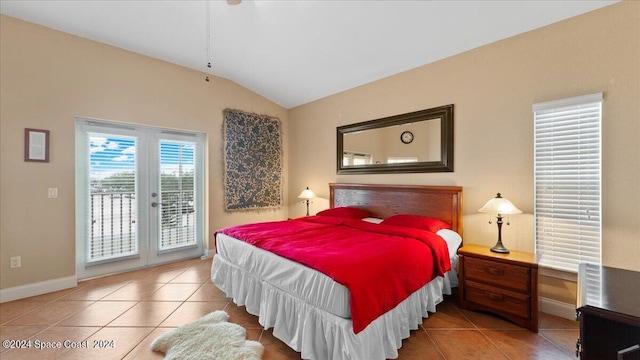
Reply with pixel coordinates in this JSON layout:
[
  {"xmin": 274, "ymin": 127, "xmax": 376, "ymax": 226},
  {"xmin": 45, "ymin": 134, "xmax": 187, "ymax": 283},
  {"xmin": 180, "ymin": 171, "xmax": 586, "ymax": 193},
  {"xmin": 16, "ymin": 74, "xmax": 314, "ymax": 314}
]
[{"xmin": 217, "ymin": 216, "xmax": 451, "ymax": 333}]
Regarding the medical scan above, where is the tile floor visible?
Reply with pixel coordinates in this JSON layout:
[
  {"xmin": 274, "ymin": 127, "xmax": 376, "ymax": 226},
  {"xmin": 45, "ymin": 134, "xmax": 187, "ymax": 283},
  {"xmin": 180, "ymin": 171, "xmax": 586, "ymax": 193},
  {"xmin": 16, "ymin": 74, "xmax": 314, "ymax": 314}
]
[{"xmin": 0, "ymin": 257, "xmax": 580, "ymax": 359}]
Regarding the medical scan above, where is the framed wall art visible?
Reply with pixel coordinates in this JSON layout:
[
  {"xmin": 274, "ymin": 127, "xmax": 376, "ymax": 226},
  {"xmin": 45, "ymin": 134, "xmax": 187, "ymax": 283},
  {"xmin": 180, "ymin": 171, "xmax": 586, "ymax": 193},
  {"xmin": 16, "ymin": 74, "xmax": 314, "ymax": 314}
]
[
  {"xmin": 223, "ymin": 109, "xmax": 282, "ymax": 211},
  {"xmin": 24, "ymin": 128, "xmax": 50, "ymax": 163}
]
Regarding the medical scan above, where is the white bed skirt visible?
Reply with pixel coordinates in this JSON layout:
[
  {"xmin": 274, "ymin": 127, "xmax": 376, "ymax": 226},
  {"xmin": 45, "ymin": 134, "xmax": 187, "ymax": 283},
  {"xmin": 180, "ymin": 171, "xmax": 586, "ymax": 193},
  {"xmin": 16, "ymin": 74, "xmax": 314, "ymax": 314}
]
[{"xmin": 211, "ymin": 255, "xmax": 453, "ymax": 360}]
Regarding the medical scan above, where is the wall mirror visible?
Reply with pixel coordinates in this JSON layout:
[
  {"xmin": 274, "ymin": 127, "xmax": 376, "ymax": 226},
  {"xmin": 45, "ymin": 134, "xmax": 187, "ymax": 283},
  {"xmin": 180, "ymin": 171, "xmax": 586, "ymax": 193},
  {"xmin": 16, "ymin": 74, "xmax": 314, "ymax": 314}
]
[{"xmin": 337, "ymin": 104, "xmax": 454, "ymax": 174}]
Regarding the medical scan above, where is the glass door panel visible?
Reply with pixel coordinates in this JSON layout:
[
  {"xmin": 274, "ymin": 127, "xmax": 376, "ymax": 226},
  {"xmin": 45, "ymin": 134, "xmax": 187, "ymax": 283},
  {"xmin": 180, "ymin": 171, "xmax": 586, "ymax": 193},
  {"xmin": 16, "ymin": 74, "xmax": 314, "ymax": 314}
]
[
  {"xmin": 88, "ymin": 134, "xmax": 139, "ymax": 263},
  {"xmin": 158, "ymin": 141, "xmax": 197, "ymax": 251},
  {"xmin": 147, "ymin": 132, "xmax": 204, "ymax": 265}
]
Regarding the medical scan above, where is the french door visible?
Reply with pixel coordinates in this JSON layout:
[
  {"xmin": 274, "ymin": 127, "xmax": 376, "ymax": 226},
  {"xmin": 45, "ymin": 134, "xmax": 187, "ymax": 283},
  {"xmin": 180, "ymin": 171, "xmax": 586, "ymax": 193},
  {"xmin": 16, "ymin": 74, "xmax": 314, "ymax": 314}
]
[{"xmin": 76, "ymin": 119, "xmax": 205, "ymax": 279}]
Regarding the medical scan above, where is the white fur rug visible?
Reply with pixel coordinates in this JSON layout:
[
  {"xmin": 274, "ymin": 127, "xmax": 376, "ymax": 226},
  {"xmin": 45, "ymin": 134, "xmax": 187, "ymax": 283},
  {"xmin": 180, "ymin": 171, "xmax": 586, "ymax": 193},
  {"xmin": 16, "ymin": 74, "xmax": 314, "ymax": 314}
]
[{"xmin": 151, "ymin": 310, "xmax": 264, "ymax": 360}]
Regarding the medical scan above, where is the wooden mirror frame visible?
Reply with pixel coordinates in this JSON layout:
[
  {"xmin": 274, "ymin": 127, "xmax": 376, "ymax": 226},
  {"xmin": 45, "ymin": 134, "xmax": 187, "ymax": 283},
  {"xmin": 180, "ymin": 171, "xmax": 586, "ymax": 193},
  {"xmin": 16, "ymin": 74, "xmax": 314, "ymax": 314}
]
[{"xmin": 337, "ymin": 104, "xmax": 454, "ymax": 174}]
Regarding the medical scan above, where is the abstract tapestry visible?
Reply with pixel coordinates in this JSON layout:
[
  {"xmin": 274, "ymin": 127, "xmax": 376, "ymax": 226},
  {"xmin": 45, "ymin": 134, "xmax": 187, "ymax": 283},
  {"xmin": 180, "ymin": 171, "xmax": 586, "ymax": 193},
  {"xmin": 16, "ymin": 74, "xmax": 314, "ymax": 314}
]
[{"xmin": 223, "ymin": 109, "xmax": 283, "ymax": 211}]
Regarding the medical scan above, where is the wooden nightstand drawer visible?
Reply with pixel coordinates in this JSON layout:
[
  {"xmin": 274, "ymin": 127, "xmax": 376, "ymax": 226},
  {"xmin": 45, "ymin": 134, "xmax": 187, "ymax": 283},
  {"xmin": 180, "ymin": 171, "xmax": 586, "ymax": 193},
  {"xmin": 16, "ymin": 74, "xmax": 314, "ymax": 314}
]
[
  {"xmin": 464, "ymin": 257, "xmax": 530, "ymax": 293},
  {"xmin": 458, "ymin": 244, "xmax": 539, "ymax": 332},
  {"xmin": 465, "ymin": 280, "xmax": 530, "ymax": 318}
]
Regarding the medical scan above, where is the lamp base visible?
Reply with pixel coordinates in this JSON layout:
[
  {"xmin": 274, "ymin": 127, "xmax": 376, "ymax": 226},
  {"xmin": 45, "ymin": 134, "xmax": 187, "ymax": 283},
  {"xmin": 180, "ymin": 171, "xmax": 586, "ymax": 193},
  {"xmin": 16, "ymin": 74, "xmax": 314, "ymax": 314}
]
[{"xmin": 490, "ymin": 241, "xmax": 510, "ymax": 254}]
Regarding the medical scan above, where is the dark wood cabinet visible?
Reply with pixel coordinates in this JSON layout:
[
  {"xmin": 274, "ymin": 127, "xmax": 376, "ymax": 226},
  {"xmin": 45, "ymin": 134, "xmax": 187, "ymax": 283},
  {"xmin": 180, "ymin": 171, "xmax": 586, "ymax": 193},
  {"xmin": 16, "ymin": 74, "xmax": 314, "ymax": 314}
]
[
  {"xmin": 458, "ymin": 244, "xmax": 539, "ymax": 332},
  {"xmin": 577, "ymin": 264, "xmax": 640, "ymax": 360}
]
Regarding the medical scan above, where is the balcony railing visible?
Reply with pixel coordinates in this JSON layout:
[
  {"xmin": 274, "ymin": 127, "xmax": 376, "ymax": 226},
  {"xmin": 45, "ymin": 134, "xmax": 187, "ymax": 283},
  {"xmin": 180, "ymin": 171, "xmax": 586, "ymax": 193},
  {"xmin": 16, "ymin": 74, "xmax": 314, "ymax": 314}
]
[
  {"xmin": 159, "ymin": 190, "xmax": 195, "ymax": 249},
  {"xmin": 89, "ymin": 190, "xmax": 195, "ymax": 262}
]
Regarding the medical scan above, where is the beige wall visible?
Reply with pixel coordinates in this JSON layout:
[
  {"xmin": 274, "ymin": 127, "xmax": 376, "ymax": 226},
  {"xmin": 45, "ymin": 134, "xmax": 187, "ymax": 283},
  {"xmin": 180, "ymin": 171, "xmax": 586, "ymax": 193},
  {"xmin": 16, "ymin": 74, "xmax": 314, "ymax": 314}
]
[
  {"xmin": 2, "ymin": 2, "xmax": 638, "ymax": 306},
  {"xmin": 0, "ymin": 15, "xmax": 289, "ymax": 290},
  {"xmin": 288, "ymin": 1, "xmax": 640, "ymax": 302}
]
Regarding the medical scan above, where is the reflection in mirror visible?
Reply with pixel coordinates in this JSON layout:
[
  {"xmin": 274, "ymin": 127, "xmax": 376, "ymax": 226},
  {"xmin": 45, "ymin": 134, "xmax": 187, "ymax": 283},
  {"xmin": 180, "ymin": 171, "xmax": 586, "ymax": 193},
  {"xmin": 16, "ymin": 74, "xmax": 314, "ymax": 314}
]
[
  {"xmin": 337, "ymin": 104, "xmax": 453, "ymax": 174},
  {"xmin": 342, "ymin": 119, "xmax": 441, "ymax": 166}
]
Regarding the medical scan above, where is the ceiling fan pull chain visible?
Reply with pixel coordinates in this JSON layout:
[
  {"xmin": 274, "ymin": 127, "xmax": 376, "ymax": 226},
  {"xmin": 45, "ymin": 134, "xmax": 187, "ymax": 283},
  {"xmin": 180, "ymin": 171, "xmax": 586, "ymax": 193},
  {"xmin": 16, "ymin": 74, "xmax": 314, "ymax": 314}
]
[{"xmin": 205, "ymin": 1, "xmax": 211, "ymax": 82}]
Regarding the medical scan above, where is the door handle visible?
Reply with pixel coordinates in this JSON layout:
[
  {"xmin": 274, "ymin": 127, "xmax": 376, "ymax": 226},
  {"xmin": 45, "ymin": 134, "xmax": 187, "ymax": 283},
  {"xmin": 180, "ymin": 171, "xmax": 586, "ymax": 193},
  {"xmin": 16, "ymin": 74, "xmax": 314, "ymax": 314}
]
[{"xmin": 151, "ymin": 202, "xmax": 164, "ymax": 207}]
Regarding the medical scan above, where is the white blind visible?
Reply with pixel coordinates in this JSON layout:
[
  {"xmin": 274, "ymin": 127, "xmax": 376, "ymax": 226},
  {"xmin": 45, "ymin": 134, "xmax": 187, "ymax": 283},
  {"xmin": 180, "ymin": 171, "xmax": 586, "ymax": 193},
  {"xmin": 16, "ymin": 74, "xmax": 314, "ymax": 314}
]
[
  {"xmin": 533, "ymin": 93, "xmax": 602, "ymax": 273},
  {"xmin": 87, "ymin": 132, "xmax": 139, "ymax": 262},
  {"xmin": 583, "ymin": 264, "xmax": 603, "ymax": 308},
  {"xmin": 343, "ymin": 151, "xmax": 372, "ymax": 165},
  {"xmin": 159, "ymin": 140, "xmax": 197, "ymax": 250}
]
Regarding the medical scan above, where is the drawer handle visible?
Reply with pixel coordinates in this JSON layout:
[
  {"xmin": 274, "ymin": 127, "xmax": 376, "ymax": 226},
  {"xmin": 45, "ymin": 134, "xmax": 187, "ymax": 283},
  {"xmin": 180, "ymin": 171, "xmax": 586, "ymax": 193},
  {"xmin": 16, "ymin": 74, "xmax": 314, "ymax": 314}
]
[
  {"xmin": 486, "ymin": 291, "xmax": 504, "ymax": 301},
  {"xmin": 485, "ymin": 267, "xmax": 504, "ymax": 276}
]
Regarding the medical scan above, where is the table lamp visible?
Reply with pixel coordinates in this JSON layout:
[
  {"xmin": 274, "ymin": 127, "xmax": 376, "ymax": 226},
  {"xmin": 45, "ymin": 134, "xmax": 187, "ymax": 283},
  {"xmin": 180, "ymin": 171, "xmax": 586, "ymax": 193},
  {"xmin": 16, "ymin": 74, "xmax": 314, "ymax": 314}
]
[
  {"xmin": 479, "ymin": 193, "xmax": 522, "ymax": 254},
  {"xmin": 298, "ymin": 187, "xmax": 315, "ymax": 216}
]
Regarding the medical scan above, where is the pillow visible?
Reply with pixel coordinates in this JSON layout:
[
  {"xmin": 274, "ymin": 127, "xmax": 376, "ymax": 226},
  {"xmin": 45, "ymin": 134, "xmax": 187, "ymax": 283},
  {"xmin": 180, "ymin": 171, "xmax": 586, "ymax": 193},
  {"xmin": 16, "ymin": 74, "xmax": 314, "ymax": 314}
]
[
  {"xmin": 361, "ymin": 217, "xmax": 383, "ymax": 224},
  {"xmin": 437, "ymin": 229, "xmax": 463, "ymax": 258},
  {"xmin": 316, "ymin": 207, "xmax": 371, "ymax": 219},
  {"xmin": 381, "ymin": 214, "xmax": 451, "ymax": 232}
]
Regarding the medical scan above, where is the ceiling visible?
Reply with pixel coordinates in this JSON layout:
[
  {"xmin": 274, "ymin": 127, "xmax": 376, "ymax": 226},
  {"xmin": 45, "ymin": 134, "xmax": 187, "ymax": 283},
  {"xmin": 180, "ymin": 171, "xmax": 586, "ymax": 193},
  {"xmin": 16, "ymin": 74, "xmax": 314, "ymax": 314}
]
[{"xmin": 0, "ymin": 0, "xmax": 618, "ymax": 108}]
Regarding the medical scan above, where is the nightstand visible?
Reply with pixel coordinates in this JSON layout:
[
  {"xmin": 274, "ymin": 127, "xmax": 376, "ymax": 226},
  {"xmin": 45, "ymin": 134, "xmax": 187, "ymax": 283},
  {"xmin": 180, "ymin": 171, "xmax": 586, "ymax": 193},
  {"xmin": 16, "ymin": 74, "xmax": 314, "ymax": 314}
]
[{"xmin": 458, "ymin": 244, "xmax": 539, "ymax": 332}]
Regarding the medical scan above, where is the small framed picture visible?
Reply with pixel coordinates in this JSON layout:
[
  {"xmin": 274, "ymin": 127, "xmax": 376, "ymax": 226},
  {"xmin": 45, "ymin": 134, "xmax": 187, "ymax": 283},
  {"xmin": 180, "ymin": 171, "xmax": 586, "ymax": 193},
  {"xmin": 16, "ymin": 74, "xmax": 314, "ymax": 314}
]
[{"xmin": 24, "ymin": 128, "xmax": 50, "ymax": 163}]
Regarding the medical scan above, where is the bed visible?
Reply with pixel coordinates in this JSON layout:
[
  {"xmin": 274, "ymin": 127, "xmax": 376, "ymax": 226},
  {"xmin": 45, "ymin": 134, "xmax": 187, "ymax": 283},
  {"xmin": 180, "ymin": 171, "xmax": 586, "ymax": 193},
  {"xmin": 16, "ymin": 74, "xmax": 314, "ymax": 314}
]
[{"xmin": 211, "ymin": 183, "xmax": 463, "ymax": 359}]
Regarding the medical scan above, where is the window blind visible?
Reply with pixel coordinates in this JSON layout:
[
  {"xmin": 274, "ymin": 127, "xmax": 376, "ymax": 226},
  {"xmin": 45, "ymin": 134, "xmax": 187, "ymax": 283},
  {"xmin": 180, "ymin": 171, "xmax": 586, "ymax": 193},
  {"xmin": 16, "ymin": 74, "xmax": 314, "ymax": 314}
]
[
  {"xmin": 343, "ymin": 151, "xmax": 372, "ymax": 165},
  {"xmin": 583, "ymin": 264, "xmax": 603, "ymax": 308},
  {"xmin": 88, "ymin": 133, "xmax": 138, "ymax": 262},
  {"xmin": 533, "ymin": 93, "xmax": 602, "ymax": 273},
  {"xmin": 159, "ymin": 140, "xmax": 197, "ymax": 250}
]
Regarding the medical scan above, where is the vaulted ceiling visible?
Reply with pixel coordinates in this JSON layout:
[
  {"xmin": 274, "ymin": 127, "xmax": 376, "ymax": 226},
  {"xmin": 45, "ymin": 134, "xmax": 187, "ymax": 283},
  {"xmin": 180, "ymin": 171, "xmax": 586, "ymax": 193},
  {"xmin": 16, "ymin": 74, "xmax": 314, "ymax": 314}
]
[{"xmin": 0, "ymin": 0, "xmax": 618, "ymax": 108}]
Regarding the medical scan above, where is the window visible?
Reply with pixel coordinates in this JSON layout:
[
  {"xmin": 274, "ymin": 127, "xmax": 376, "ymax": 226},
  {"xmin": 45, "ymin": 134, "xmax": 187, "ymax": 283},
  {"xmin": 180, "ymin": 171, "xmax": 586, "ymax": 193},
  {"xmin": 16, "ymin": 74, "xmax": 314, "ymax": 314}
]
[
  {"xmin": 158, "ymin": 140, "xmax": 197, "ymax": 250},
  {"xmin": 343, "ymin": 151, "xmax": 372, "ymax": 166},
  {"xmin": 87, "ymin": 133, "xmax": 139, "ymax": 262},
  {"xmin": 533, "ymin": 93, "xmax": 602, "ymax": 273},
  {"xmin": 387, "ymin": 157, "xmax": 418, "ymax": 164}
]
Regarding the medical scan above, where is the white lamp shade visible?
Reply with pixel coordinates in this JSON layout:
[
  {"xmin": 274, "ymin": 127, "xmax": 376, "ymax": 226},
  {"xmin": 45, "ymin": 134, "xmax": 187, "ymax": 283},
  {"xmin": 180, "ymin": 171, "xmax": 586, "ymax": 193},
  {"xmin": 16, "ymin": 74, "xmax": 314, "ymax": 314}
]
[
  {"xmin": 478, "ymin": 193, "xmax": 522, "ymax": 215},
  {"xmin": 298, "ymin": 187, "xmax": 315, "ymax": 199}
]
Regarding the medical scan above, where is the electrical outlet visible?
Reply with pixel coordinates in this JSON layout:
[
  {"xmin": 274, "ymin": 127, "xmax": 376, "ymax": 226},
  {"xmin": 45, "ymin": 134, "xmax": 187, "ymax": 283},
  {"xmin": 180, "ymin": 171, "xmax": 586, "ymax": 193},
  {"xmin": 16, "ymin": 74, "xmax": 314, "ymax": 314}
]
[
  {"xmin": 48, "ymin": 188, "xmax": 58, "ymax": 198},
  {"xmin": 10, "ymin": 256, "xmax": 21, "ymax": 268}
]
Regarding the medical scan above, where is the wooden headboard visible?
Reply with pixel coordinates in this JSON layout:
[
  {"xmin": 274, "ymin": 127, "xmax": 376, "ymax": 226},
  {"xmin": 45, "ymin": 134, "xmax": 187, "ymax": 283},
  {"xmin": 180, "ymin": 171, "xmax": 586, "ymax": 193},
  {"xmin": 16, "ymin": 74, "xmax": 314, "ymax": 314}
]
[{"xmin": 329, "ymin": 183, "xmax": 463, "ymax": 236}]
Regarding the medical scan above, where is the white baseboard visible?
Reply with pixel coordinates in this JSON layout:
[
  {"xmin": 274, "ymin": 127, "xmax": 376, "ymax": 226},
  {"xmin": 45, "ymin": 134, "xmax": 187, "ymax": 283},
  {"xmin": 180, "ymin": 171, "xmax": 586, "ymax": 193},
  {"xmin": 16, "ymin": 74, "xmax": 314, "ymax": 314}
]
[
  {"xmin": 0, "ymin": 275, "xmax": 77, "ymax": 303},
  {"xmin": 540, "ymin": 296, "xmax": 577, "ymax": 321}
]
